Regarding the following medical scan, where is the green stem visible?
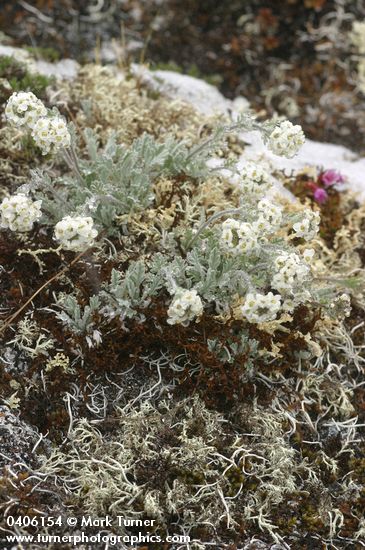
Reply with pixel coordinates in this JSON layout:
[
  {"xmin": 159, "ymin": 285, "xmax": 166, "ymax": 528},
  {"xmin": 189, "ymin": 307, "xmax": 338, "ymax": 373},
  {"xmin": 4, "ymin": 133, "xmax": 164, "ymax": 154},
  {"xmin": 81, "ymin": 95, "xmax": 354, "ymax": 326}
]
[
  {"xmin": 62, "ymin": 147, "xmax": 84, "ymax": 185},
  {"xmin": 185, "ymin": 118, "xmax": 263, "ymax": 163},
  {"xmin": 185, "ymin": 207, "xmax": 243, "ymax": 250}
]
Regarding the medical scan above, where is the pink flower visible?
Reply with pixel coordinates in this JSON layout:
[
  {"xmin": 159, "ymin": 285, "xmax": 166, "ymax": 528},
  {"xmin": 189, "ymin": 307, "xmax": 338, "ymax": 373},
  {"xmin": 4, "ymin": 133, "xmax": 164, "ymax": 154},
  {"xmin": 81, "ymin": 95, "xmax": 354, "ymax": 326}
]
[
  {"xmin": 320, "ymin": 169, "xmax": 345, "ymax": 187},
  {"xmin": 313, "ymin": 187, "xmax": 328, "ymax": 204}
]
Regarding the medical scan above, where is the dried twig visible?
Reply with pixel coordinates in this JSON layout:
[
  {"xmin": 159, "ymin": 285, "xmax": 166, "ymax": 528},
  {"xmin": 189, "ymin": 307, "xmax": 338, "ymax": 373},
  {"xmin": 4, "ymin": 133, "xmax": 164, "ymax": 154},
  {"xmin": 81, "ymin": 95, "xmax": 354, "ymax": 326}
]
[{"xmin": 0, "ymin": 249, "xmax": 89, "ymax": 336}]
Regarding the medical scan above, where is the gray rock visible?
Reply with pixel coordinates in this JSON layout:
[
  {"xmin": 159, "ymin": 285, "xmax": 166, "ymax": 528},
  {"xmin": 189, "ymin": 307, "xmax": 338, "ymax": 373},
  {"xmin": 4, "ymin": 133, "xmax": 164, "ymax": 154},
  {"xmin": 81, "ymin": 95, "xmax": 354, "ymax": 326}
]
[{"xmin": 0, "ymin": 405, "xmax": 46, "ymax": 468}]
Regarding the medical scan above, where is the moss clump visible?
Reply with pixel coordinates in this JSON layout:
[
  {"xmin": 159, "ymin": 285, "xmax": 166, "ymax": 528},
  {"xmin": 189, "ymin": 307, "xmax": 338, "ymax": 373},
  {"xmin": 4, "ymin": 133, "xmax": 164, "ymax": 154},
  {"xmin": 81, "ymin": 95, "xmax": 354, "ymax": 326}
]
[
  {"xmin": 0, "ymin": 55, "xmax": 53, "ymax": 101},
  {"xmin": 25, "ymin": 46, "xmax": 61, "ymax": 62}
]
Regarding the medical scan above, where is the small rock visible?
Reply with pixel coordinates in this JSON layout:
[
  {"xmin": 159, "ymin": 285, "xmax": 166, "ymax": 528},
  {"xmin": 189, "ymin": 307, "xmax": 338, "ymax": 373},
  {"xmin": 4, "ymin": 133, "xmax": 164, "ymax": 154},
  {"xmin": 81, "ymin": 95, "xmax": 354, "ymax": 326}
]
[{"xmin": 0, "ymin": 405, "xmax": 47, "ymax": 468}]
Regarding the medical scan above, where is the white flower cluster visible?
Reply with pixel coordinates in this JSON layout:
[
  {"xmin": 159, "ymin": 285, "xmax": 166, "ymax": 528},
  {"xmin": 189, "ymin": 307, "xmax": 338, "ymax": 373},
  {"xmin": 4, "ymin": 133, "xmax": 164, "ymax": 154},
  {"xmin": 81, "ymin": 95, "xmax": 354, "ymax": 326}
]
[
  {"xmin": 221, "ymin": 197, "xmax": 283, "ymax": 255},
  {"xmin": 5, "ymin": 91, "xmax": 71, "ymax": 155},
  {"xmin": 0, "ymin": 194, "xmax": 42, "ymax": 232},
  {"xmin": 293, "ymin": 210, "xmax": 320, "ymax": 241},
  {"xmin": 221, "ymin": 218, "xmax": 258, "ymax": 255},
  {"xmin": 267, "ymin": 120, "xmax": 305, "ymax": 158},
  {"xmin": 272, "ymin": 251, "xmax": 310, "ymax": 293},
  {"xmin": 5, "ymin": 91, "xmax": 47, "ymax": 129},
  {"xmin": 239, "ymin": 163, "xmax": 272, "ymax": 196},
  {"xmin": 167, "ymin": 288, "xmax": 203, "ymax": 326},
  {"xmin": 32, "ymin": 116, "xmax": 71, "ymax": 155},
  {"xmin": 257, "ymin": 198, "xmax": 282, "ymax": 227},
  {"xmin": 218, "ymin": 186, "xmax": 319, "ymax": 321},
  {"xmin": 241, "ymin": 292, "xmax": 281, "ymax": 323},
  {"xmin": 54, "ymin": 216, "xmax": 98, "ymax": 251}
]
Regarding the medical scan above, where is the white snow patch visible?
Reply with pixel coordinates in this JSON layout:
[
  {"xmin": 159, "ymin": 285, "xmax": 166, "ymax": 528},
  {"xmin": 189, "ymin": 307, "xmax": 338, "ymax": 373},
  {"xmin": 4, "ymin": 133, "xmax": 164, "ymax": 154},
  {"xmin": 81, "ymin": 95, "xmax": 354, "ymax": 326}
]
[
  {"xmin": 131, "ymin": 64, "xmax": 236, "ymax": 115},
  {"xmin": 142, "ymin": 68, "xmax": 365, "ymax": 201},
  {"xmin": 32, "ymin": 58, "xmax": 79, "ymax": 80},
  {"xmin": 0, "ymin": 45, "xmax": 79, "ymax": 80},
  {"xmin": 0, "ymin": 44, "xmax": 33, "ymax": 63}
]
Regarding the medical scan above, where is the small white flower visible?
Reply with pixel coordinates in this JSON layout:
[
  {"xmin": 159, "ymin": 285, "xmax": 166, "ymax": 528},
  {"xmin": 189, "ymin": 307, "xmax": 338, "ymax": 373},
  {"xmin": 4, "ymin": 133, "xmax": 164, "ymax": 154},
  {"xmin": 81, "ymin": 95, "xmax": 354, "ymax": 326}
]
[
  {"xmin": 54, "ymin": 216, "xmax": 98, "ymax": 251},
  {"xmin": 0, "ymin": 194, "xmax": 42, "ymax": 232},
  {"xmin": 242, "ymin": 291, "xmax": 281, "ymax": 323},
  {"xmin": 266, "ymin": 120, "xmax": 305, "ymax": 158},
  {"xmin": 5, "ymin": 92, "xmax": 47, "ymax": 129},
  {"xmin": 272, "ymin": 251, "xmax": 309, "ymax": 293},
  {"xmin": 221, "ymin": 218, "xmax": 258, "ymax": 255},
  {"xmin": 252, "ymin": 216, "xmax": 271, "ymax": 235},
  {"xmin": 167, "ymin": 288, "xmax": 203, "ymax": 326},
  {"xmin": 236, "ymin": 222, "xmax": 259, "ymax": 254},
  {"xmin": 282, "ymin": 298, "xmax": 296, "ymax": 312},
  {"xmin": 303, "ymin": 248, "xmax": 315, "ymax": 263},
  {"xmin": 238, "ymin": 162, "xmax": 272, "ymax": 196},
  {"xmin": 221, "ymin": 218, "xmax": 241, "ymax": 249},
  {"xmin": 293, "ymin": 210, "xmax": 320, "ymax": 241},
  {"xmin": 32, "ymin": 116, "xmax": 71, "ymax": 155},
  {"xmin": 258, "ymin": 198, "xmax": 283, "ymax": 226}
]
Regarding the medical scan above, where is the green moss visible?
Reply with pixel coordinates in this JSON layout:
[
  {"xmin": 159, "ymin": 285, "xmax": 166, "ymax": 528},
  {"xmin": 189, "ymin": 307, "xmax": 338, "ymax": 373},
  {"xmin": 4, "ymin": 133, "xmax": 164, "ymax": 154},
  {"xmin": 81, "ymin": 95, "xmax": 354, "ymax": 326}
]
[
  {"xmin": 9, "ymin": 72, "xmax": 53, "ymax": 97},
  {"xmin": 25, "ymin": 46, "xmax": 61, "ymax": 62},
  {"xmin": 179, "ymin": 469, "xmax": 206, "ymax": 485},
  {"xmin": 151, "ymin": 60, "xmax": 184, "ymax": 74},
  {"xmin": 275, "ymin": 514, "xmax": 298, "ymax": 534},
  {"xmin": 0, "ymin": 55, "xmax": 53, "ymax": 100},
  {"xmin": 224, "ymin": 465, "xmax": 245, "ymax": 496},
  {"xmin": 19, "ymin": 134, "xmax": 44, "ymax": 161}
]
